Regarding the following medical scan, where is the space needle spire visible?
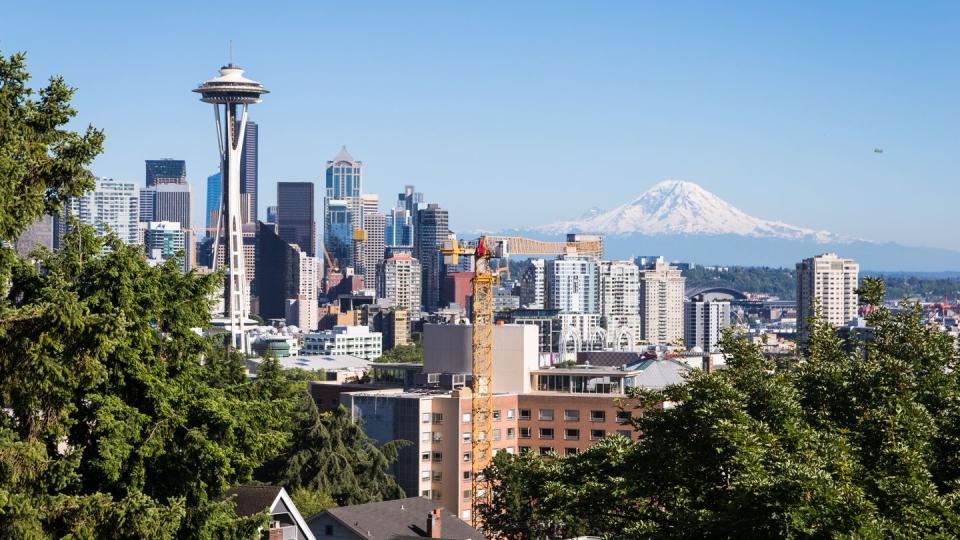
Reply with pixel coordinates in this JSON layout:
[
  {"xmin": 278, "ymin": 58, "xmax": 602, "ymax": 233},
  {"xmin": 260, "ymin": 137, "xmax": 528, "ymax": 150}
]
[{"xmin": 194, "ymin": 62, "xmax": 268, "ymax": 353}]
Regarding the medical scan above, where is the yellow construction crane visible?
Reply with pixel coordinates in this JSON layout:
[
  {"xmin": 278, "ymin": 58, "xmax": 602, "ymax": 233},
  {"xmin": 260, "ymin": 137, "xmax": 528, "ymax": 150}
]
[{"xmin": 440, "ymin": 234, "xmax": 602, "ymax": 524}]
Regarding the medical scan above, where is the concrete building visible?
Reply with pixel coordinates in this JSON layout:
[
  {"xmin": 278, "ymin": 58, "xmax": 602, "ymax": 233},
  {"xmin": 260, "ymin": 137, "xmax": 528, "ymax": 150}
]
[
  {"xmin": 638, "ymin": 257, "xmax": 685, "ymax": 345},
  {"xmin": 277, "ymin": 182, "xmax": 315, "ymax": 257},
  {"xmin": 442, "ymin": 271, "xmax": 473, "ymax": 313},
  {"xmin": 684, "ymin": 299, "xmax": 731, "ymax": 352},
  {"xmin": 519, "ymin": 258, "xmax": 546, "ymax": 309},
  {"xmin": 368, "ymin": 307, "xmax": 410, "ymax": 349},
  {"xmin": 287, "ymin": 250, "xmax": 321, "ymax": 331},
  {"xmin": 378, "ymin": 251, "xmax": 422, "ymax": 314},
  {"xmin": 14, "ymin": 215, "xmax": 54, "ymax": 258},
  {"xmin": 62, "ymin": 177, "xmax": 139, "ymax": 250},
  {"xmin": 500, "ymin": 308, "xmax": 563, "ymax": 355},
  {"xmin": 304, "ymin": 325, "xmax": 383, "ymax": 360},
  {"xmin": 545, "ymin": 254, "xmax": 599, "ymax": 314},
  {"xmin": 358, "ymin": 194, "xmax": 385, "ymax": 289},
  {"xmin": 493, "ymin": 287, "xmax": 520, "ymax": 313},
  {"xmin": 796, "ymin": 253, "xmax": 860, "ymax": 342},
  {"xmin": 599, "ymin": 260, "xmax": 641, "ymax": 350},
  {"xmin": 414, "ymin": 204, "xmax": 449, "ymax": 312}
]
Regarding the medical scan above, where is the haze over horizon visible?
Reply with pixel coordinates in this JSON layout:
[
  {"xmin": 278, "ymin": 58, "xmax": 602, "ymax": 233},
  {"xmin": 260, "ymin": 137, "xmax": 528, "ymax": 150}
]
[{"xmin": 2, "ymin": 1, "xmax": 957, "ymax": 251}]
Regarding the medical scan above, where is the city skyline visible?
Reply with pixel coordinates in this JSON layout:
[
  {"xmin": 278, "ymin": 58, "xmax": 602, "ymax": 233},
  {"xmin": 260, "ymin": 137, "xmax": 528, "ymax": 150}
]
[{"xmin": 2, "ymin": 2, "xmax": 957, "ymax": 251}]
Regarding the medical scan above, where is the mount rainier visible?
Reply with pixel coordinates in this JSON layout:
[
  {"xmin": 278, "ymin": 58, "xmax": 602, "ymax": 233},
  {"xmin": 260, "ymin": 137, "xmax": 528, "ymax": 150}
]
[{"xmin": 513, "ymin": 180, "xmax": 960, "ymax": 271}]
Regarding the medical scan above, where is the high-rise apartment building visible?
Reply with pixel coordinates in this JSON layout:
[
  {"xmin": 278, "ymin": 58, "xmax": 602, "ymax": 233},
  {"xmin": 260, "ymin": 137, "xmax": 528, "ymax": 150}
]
[
  {"xmin": 684, "ymin": 299, "xmax": 731, "ymax": 352},
  {"xmin": 277, "ymin": 182, "xmax": 316, "ymax": 257},
  {"xmin": 288, "ymin": 250, "xmax": 321, "ymax": 331},
  {"xmin": 545, "ymin": 254, "xmax": 599, "ymax": 314},
  {"xmin": 355, "ymin": 194, "xmax": 385, "ymax": 288},
  {"xmin": 519, "ymin": 259, "xmax": 546, "ymax": 309},
  {"xmin": 239, "ymin": 120, "xmax": 258, "ymax": 223},
  {"xmin": 61, "ymin": 177, "xmax": 139, "ymax": 250},
  {"xmin": 145, "ymin": 159, "xmax": 186, "ymax": 187},
  {"xmin": 414, "ymin": 204, "xmax": 449, "ymax": 312},
  {"xmin": 378, "ymin": 251, "xmax": 422, "ymax": 314},
  {"xmin": 638, "ymin": 257, "xmax": 685, "ymax": 345},
  {"xmin": 796, "ymin": 253, "xmax": 859, "ymax": 342},
  {"xmin": 599, "ymin": 260, "xmax": 641, "ymax": 349},
  {"xmin": 205, "ymin": 172, "xmax": 221, "ymax": 234}
]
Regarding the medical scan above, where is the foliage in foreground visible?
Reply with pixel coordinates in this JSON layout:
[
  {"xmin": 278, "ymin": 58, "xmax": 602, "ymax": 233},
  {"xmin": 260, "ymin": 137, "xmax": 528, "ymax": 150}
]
[{"xmin": 478, "ymin": 278, "xmax": 960, "ymax": 539}]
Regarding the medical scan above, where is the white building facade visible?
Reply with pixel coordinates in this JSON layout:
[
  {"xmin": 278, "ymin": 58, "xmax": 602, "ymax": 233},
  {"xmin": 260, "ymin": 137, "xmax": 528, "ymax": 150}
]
[
  {"xmin": 684, "ymin": 300, "xmax": 731, "ymax": 352},
  {"xmin": 599, "ymin": 260, "xmax": 641, "ymax": 350},
  {"xmin": 67, "ymin": 177, "xmax": 140, "ymax": 249},
  {"xmin": 303, "ymin": 325, "xmax": 383, "ymax": 360},
  {"xmin": 519, "ymin": 258, "xmax": 545, "ymax": 309},
  {"xmin": 545, "ymin": 254, "xmax": 599, "ymax": 314},
  {"xmin": 377, "ymin": 251, "xmax": 422, "ymax": 314}
]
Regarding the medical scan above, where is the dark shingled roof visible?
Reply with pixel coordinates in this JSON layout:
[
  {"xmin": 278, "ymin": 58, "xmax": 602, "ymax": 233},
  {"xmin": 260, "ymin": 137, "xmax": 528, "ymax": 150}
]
[
  {"xmin": 223, "ymin": 485, "xmax": 283, "ymax": 517},
  {"xmin": 311, "ymin": 497, "xmax": 486, "ymax": 539}
]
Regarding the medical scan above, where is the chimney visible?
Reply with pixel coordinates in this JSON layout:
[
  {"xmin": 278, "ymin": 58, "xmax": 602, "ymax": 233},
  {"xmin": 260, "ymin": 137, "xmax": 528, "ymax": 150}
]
[{"xmin": 427, "ymin": 507, "xmax": 442, "ymax": 538}]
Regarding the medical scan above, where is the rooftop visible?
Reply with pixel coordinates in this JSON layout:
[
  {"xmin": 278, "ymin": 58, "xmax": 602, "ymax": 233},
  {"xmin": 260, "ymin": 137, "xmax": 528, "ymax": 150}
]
[{"xmin": 311, "ymin": 496, "xmax": 486, "ymax": 539}]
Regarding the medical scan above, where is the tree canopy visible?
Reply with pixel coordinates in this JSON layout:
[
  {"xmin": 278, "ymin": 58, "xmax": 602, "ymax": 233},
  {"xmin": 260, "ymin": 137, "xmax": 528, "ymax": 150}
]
[{"xmin": 478, "ymin": 278, "xmax": 960, "ymax": 538}]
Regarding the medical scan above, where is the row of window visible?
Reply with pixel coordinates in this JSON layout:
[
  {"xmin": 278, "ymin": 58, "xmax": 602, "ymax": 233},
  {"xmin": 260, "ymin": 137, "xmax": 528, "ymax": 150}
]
[
  {"xmin": 518, "ymin": 408, "xmax": 631, "ymax": 423},
  {"xmin": 519, "ymin": 427, "xmax": 629, "ymax": 440}
]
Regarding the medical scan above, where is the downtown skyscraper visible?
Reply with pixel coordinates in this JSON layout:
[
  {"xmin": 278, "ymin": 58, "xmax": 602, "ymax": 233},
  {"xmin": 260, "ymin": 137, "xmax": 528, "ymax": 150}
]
[
  {"xmin": 323, "ymin": 147, "xmax": 363, "ymax": 270},
  {"xmin": 239, "ymin": 120, "xmax": 258, "ymax": 223},
  {"xmin": 145, "ymin": 159, "xmax": 186, "ymax": 187},
  {"xmin": 60, "ymin": 177, "xmax": 140, "ymax": 250},
  {"xmin": 277, "ymin": 182, "xmax": 316, "ymax": 257},
  {"xmin": 414, "ymin": 203, "xmax": 449, "ymax": 312}
]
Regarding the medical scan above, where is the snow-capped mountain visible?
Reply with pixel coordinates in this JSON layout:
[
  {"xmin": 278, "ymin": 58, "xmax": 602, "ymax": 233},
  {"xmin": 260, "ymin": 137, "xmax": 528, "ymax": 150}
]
[{"xmin": 533, "ymin": 180, "xmax": 842, "ymax": 243}]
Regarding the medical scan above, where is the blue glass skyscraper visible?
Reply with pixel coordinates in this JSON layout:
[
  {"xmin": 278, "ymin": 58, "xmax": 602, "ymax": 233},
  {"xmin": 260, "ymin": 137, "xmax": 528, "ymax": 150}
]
[
  {"xmin": 205, "ymin": 172, "xmax": 221, "ymax": 233},
  {"xmin": 385, "ymin": 206, "xmax": 413, "ymax": 249}
]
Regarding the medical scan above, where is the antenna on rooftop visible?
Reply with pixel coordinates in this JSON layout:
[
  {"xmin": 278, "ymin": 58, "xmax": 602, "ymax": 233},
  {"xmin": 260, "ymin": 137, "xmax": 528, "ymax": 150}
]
[{"xmin": 229, "ymin": 40, "xmax": 234, "ymax": 65}]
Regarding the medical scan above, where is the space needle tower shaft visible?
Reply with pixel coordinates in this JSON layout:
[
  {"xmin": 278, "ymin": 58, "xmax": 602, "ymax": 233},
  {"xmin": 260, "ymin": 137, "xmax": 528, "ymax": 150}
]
[{"xmin": 194, "ymin": 63, "xmax": 268, "ymax": 352}]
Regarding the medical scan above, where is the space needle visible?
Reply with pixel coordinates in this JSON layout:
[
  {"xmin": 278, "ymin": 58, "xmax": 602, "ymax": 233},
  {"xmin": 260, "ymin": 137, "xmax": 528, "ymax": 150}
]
[{"xmin": 194, "ymin": 63, "xmax": 268, "ymax": 352}]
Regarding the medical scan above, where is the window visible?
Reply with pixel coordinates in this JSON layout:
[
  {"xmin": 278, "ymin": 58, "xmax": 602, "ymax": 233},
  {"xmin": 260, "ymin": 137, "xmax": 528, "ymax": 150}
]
[
  {"xmin": 591, "ymin": 429, "xmax": 605, "ymax": 440},
  {"xmin": 616, "ymin": 411, "xmax": 631, "ymax": 424},
  {"xmin": 519, "ymin": 446, "xmax": 531, "ymax": 453},
  {"xmin": 519, "ymin": 427, "xmax": 531, "ymax": 438},
  {"xmin": 564, "ymin": 409, "xmax": 580, "ymax": 421},
  {"xmin": 421, "ymin": 413, "xmax": 430, "ymax": 423},
  {"xmin": 590, "ymin": 410, "xmax": 606, "ymax": 422},
  {"xmin": 462, "ymin": 510, "xmax": 471, "ymax": 520},
  {"xmin": 565, "ymin": 447, "xmax": 580, "ymax": 456},
  {"xmin": 432, "ymin": 412, "xmax": 443, "ymax": 424},
  {"xmin": 421, "ymin": 432, "xmax": 430, "ymax": 442},
  {"xmin": 433, "ymin": 471, "xmax": 442, "ymax": 481},
  {"xmin": 519, "ymin": 408, "xmax": 531, "ymax": 420},
  {"xmin": 539, "ymin": 447, "xmax": 553, "ymax": 456},
  {"xmin": 463, "ymin": 432, "xmax": 471, "ymax": 443},
  {"xmin": 324, "ymin": 524, "xmax": 334, "ymax": 536},
  {"xmin": 463, "ymin": 452, "xmax": 471, "ymax": 462},
  {"xmin": 539, "ymin": 409, "xmax": 554, "ymax": 421},
  {"xmin": 432, "ymin": 452, "xmax": 443, "ymax": 462},
  {"xmin": 463, "ymin": 490, "xmax": 472, "ymax": 500},
  {"xmin": 421, "ymin": 470, "xmax": 431, "ymax": 480},
  {"xmin": 421, "ymin": 452, "xmax": 430, "ymax": 462},
  {"xmin": 564, "ymin": 428, "xmax": 580, "ymax": 440},
  {"xmin": 617, "ymin": 430, "xmax": 632, "ymax": 439},
  {"xmin": 421, "ymin": 490, "xmax": 430, "ymax": 497},
  {"xmin": 492, "ymin": 409, "xmax": 501, "ymax": 420},
  {"xmin": 432, "ymin": 432, "xmax": 443, "ymax": 442},
  {"xmin": 506, "ymin": 447, "xmax": 515, "ymax": 455},
  {"xmin": 539, "ymin": 428, "xmax": 554, "ymax": 440},
  {"xmin": 463, "ymin": 413, "xmax": 472, "ymax": 423},
  {"xmin": 433, "ymin": 491, "xmax": 442, "ymax": 501},
  {"xmin": 507, "ymin": 409, "xmax": 515, "ymax": 419},
  {"xmin": 463, "ymin": 471, "xmax": 471, "ymax": 480},
  {"xmin": 493, "ymin": 428, "xmax": 502, "ymax": 441},
  {"xmin": 507, "ymin": 427, "xmax": 516, "ymax": 439}
]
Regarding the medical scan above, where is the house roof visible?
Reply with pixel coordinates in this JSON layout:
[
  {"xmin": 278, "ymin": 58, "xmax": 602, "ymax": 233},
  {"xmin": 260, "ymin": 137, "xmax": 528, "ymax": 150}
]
[
  {"xmin": 311, "ymin": 497, "xmax": 486, "ymax": 539},
  {"xmin": 224, "ymin": 485, "xmax": 283, "ymax": 517},
  {"xmin": 628, "ymin": 358, "xmax": 691, "ymax": 389}
]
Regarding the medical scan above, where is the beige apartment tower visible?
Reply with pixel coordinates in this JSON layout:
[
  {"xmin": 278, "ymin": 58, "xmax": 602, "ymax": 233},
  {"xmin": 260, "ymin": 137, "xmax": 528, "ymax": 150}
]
[
  {"xmin": 638, "ymin": 257, "xmax": 686, "ymax": 345},
  {"xmin": 796, "ymin": 253, "xmax": 859, "ymax": 342}
]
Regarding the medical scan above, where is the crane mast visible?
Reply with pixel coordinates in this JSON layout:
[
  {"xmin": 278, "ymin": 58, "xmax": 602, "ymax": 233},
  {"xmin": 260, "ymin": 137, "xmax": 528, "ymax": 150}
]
[{"xmin": 441, "ymin": 235, "xmax": 602, "ymax": 526}]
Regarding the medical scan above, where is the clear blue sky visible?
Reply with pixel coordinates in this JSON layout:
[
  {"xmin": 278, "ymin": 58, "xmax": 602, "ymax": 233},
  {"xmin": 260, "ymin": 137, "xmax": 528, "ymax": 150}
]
[{"xmin": 2, "ymin": 1, "xmax": 957, "ymax": 249}]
